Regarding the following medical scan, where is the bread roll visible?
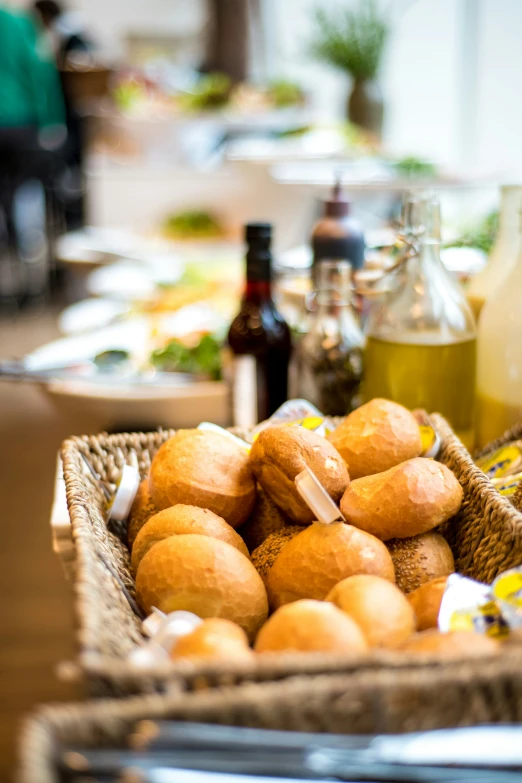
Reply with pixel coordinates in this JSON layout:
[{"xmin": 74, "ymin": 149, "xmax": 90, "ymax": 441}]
[
  {"xmin": 251, "ymin": 525, "xmax": 302, "ymax": 583},
  {"xmin": 328, "ymin": 398, "xmax": 422, "ymax": 479},
  {"xmin": 131, "ymin": 505, "xmax": 249, "ymax": 573},
  {"xmin": 149, "ymin": 430, "xmax": 256, "ymax": 529},
  {"xmin": 249, "ymin": 426, "xmax": 349, "ymax": 525},
  {"xmin": 340, "ymin": 457, "xmax": 463, "ymax": 541},
  {"xmin": 136, "ymin": 534, "xmax": 268, "ymax": 641},
  {"xmin": 172, "ymin": 619, "xmax": 253, "ymax": 661},
  {"xmin": 238, "ymin": 486, "xmax": 290, "ymax": 552},
  {"xmin": 327, "ymin": 574, "xmax": 415, "ymax": 649},
  {"xmin": 401, "ymin": 629, "xmax": 499, "ymax": 658},
  {"xmin": 387, "ymin": 532, "xmax": 454, "ymax": 593},
  {"xmin": 255, "ymin": 599, "xmax": 368, "ymax": 654},
  {"xmin": 127, "ymin": 479, "xmax": 157, "ymax": 548},
  {"xmin": 267, "ymin": 521, "xmax": 395, "ymax": 610},
  {"xmin": 407, "ymin": 576, "xmax": 448, "ymax": 630}
]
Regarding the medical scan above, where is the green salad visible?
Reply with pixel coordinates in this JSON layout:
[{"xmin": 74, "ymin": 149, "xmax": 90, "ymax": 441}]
[{"xmin": 150, "ymin": 334, "xmax": 222, "ymax": 380}]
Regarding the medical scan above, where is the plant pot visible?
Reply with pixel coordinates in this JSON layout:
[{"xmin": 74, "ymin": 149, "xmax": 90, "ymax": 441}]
[{"xmin": 347, "ymin": 78, "xmax": 383, "ymax": 139}]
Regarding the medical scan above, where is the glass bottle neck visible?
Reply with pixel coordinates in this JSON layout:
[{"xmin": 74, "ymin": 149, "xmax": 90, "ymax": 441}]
[
  {"xmin": 244, "ymin": 279, "xmax": 272, "ymax": 302},
  {"xmin": 244, "ymin": 240, "xmax": 273, "ymax": 302}
]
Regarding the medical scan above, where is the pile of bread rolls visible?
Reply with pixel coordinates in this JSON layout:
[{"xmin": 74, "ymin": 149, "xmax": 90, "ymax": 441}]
[{"xmin": 127, "ymin": 398, "xmax": 499, "ymax": 661}]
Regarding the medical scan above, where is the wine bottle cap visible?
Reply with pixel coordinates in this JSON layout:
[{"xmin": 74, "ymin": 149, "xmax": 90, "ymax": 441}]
[{"xmin": 245, "ymin": 222, "xmax": 272, "ymax": 241}]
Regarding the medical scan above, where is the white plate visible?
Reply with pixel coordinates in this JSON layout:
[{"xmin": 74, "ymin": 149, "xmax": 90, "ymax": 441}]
[
  {"xmin": 87, "ymin": 257, "xmax": 184, "ymax": 300},
  {"xmin": 58, "ymin": 298, "xmax": 130, "ymax": 335},
  {"xmin": 25, "ymin": 321, "xmax": 230, "ymax": 429}
]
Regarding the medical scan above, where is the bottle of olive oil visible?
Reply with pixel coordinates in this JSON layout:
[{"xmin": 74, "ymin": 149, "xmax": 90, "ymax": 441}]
[
  {"xmin": 363, "ymin": 194, "xmax": 477, "ymax": 449},
  {"xmin": 477, "ymin": 212, "xmax": 522, "ymax": 447}
]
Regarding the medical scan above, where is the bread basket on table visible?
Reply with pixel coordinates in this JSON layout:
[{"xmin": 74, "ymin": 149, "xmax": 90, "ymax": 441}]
[
  {"xmin": 18, "ymin": 651, "xmax": 522, "ymax": 783},
  {"xmin": 59, "ymin": 413, "xmax": 522, "ymax": 697}
]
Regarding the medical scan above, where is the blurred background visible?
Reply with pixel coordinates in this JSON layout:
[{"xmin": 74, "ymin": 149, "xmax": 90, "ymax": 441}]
[{"xmin": 1, "ymin": 0, "xmax": 522, "ymax": 778}]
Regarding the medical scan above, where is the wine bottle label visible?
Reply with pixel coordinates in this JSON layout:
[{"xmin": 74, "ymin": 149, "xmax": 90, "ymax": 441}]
[{"xmin": 232, "ymin": 355, "xmax": 258, "ymax": 429}]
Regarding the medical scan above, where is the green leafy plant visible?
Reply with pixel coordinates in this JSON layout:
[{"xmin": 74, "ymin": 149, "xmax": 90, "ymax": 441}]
[
  {"xmin": 394, "ymin": 156, "xmax": 438, "ymax": 178},
  {"xmin": 151, "ymin": 334, "xmax": 222, "ymax": 380},
  {"xmin": 310, "ymin": 0, "xmax": 389, "ymax": 80},
  {"xmin": 445, "ymin": 211, "xmax": 499, "ymax": 255}
]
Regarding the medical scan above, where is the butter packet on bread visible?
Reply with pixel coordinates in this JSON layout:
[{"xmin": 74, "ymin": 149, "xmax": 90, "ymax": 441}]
[{"xmin": 251, "ymin": 399, "xmax": 336, "ymax": 441}]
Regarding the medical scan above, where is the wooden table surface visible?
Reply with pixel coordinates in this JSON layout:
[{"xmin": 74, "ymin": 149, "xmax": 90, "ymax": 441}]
[{"xmin": 0, "ymin": 305, "xmax": 108, "ymax": 779}]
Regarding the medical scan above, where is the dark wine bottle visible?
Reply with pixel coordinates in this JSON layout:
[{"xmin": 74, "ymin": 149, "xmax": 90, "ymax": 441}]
[{"xmin": 227, "ymin": 223, "xmax": 292, "ymax": 428}]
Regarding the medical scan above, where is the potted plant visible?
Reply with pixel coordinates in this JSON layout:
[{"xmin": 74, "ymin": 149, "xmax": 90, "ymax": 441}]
[{"xmin": 310, "ymin": 0, "xmax": 389, "ymax": 139}]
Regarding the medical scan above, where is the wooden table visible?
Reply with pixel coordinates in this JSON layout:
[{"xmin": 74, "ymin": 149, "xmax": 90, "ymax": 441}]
[{"xmin": 0, "ymin": 305, "xmax": 94, "ymax": 778}]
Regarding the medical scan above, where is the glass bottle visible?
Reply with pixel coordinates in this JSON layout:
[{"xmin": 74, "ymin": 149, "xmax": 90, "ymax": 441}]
[
  {"xmin": 295, "ymin": 260, "xmax": 364, "ymax": 415},
  {"xmin": 477, "ymin": 212, "xmax": 522, "ymax": 447},
  {"xmin": 466, "ymin": 185, "xmax": 522, "ymax": 320},
  {"xmin": 363, "ymin": 193, "xmax": 477, "ymax": 450},
  {"xmin": 227, "ymin": 223, "xmax": 292, "ymax": 428}
]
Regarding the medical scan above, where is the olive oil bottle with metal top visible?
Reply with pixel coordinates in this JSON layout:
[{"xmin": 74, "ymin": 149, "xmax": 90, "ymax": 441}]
[{"xmin": 363, "ymin": 194, "xmax": 477, "ymax": 449}]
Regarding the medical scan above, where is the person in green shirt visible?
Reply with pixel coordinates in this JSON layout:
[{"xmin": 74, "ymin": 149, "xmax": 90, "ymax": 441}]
[
  {"xmin": 0, "ymin": 4, "xmax": 65, "ymax": 132},
  {"xmin": 0, "ymin": 6, "xmax": 65, "ymax": 304}
]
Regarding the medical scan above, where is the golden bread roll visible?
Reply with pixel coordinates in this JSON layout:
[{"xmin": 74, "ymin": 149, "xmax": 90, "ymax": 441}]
[
  {"xmin": 136, "ymin": 534, "xmax": 268, "ymax": 640},
  {"xmin": 249, "ymin": 426, "xmax": 349, "ymax": 525},
  {"xmin": 250, "ymin": 525, "xmax": 302, "ymax": 583},
  {"xmin": 401, "ymin": 629, "xmax": 499, "ymax": 658},
  {"xmin": 255, "ymin": 599, "xmax": 368, "ymax": 654},
  {"xmin": 340, "ymin": 457, "xmax": 463, "ymax": 541},
  {"xmin": 267, "ymin": 521, "xmax": 395, "ymax": 610},
  {"xmin": 407, "ymin": 576, "xmax": 449, "ymax": 630},
  {"xmin": 238, "ymin": 486, "xmax": 290, "ymax": 552},
  {"xmin": 131, "ymin": 505, "xmax": 249, "ymax": 573},
  {"xmin": 171, "ymin": 618, "xmax": 253, "ymax": 661},
  {"xmin": 328, "ymin": 398, "xmax": 422, "ymax": 479},
  {"xmin": 127, "ymin": 479, "xmax": 157, "ymax": 548},
  {"xmin": 327, "ymin": 574, "xmax": 415, "ymax": 649},
  {"xmin": 387, "ymin": 532, "xmax": 454, "ymax": 593},
  {"xmin": 149, "ymin": 429, "xmax": 256, "ymax": 529}
]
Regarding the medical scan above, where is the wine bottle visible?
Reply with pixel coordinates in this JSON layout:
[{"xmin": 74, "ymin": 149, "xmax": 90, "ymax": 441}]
[{"xmin": 228, "ymin": 223, "xmax": 292, "ymax": 428}]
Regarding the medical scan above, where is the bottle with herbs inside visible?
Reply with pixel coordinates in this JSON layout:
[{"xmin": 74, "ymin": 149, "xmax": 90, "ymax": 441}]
[
  {"xmin": 294, "ymin": 260, "xmax": 364, "ymax": 415},
  {"xmin": 227, "ymin": 223, "xmax": 292, "ymax": 429}
]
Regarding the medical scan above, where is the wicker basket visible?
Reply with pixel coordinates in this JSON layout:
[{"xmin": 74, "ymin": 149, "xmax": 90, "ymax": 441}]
[
  {"xmin": 60, "ymin": 414, "xmax": 522, "ymax": 696},
  {"xmin": 19, "ymin": 652, "xmax": 522, "ymax": 783}
]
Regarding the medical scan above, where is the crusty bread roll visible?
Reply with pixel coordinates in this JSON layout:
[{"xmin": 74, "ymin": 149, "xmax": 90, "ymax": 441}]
[
  {"xmin": 327, "ymin": 574, "xmax": 415, "ymax": 649},
  {"xmin": 249, "ymin": 426, "xmax": 349, "ymax": 525},
  {"xmin": 127, "ymin": 479, "xmax": 157, "ymax": 548},
  {"xmin": 171, "ymin": 619, "xmax": 253, "ymax": 661},
  {"xmin": 401, "ymin": 629, "xmax": 499, "ymax": 658},
  {"xmin": 131, "ymin": 505, "xmax": 249, "ymax": 573},
  {"xmin": 340, "ymin": 457, "xmax": 463, "ymax": 541},
  {"xmin": 255, "ymin": 599, "xmax": 368, "ymax": 654},
  {"xmin": 328, "ymin": 398, "xmax": 422, "ymax": 479},
  {"xmin": 267, "ymin": 521, "xmax": 395, "ymax": 610},
  {"xmin": 238, "ymin": 486, "xmax": 290, "ymax": 552},
  {"xmin": 149, "ymin": 429, "xmax": 256, "ymax": 529},
  {"xmin": 136, "ymin": 534, "xmax": 268, "ymax": 641},
  {"xmin": 387, "ymin": 532, "xmax": 454, "ymax": 593},
  {"xmin": 250, "ymin": 525, "xmax": 302, "ymax": 583},
  {"xmin": 407, "ymin": 576, "xmax": 448, "ymax": 630}
]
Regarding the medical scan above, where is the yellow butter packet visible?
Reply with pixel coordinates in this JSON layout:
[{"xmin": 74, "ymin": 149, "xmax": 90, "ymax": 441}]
[
  {"xmin": 492, "ymin": 567, "xmax": 522, "ymax": 628},
  {"xmin": 476, "ymin": 443, "xmax": 522, "ymax": 479},
  {"xmin": 448, "ymin": 600, "xmax": 509, "ymax": 639},
  {"xmin": 490, "ymin": 471, "xmax": 522, "ymax": 497}
]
